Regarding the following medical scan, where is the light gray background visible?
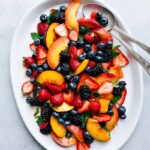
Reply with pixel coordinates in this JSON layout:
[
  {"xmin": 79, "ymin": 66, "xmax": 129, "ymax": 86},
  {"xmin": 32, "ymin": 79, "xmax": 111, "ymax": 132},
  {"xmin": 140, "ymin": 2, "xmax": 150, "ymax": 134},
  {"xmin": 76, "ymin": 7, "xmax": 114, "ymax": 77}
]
[{"xmin": 0, "ymin": 0, "xmax": 150, "ymax": 149}]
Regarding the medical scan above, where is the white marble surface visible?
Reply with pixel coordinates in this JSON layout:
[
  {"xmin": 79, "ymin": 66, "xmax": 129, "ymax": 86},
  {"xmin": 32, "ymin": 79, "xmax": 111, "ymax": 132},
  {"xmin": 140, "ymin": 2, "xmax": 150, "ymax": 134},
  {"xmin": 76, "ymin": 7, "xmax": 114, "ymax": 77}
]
[{"xmin": 0, "ymin": 0, "xmax": 150, "ymax": 149}]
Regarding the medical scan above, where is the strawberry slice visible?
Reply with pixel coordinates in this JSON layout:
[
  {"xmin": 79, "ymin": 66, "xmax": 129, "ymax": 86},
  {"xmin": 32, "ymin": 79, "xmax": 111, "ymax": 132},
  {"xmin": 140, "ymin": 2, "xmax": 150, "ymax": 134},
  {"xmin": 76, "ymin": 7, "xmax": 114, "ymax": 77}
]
[
  {"xmin": 77, "ymin": 73, "xmax": 89, "ymax": 90},
  {"xmin": 44, "ymin": 83, "xmax": 62, "ymax": 94},
  {"xmin": 84, "ymin": 32, "xmax": 100, "ymax": 44},
  {"xmin": 92, "ymin": 44, "xmax": 97, "ymax": 52},
  {"xmin": 60, "ymin": 82, "xmax": 68, "ymax": 91},
  {"xmin": 101, "ymin": 62, "xmax": 112, "ymax": 70},
  {"xmin": 113, "ymin": 49, "xmax": 129, "ymax": 67},
  {"xmin": 78, "ymin": 101, "xmax": 91, "ymax": 114},
  {"xmin": 88, "ymin": 61, "xmax": 96, "ymax": 67},
  {"xmin": 51, "ymin": 93, "xmax": 64, "ymax": 105},
  {"xmin": 21, "ymin": 81, "xmax": 34, "ymax": 94},
  {"xmin": 37, "ymin": 22, "xmax": 49, "ymax": 36},
  {"xmin": 77, "ymin": 48, "xmax": 83, "ymax": 56},
  {"xmin": 90, "ymin": 101, "xmax": 101, "ymax": 115},
  {"xmin": 38, "ymin": 89, "xmax": 52, "ymax": 102},
  {"xmin": 37, "ymin": 58, "xmax": 47, "ymax": 66},
  {"xmin": 98, "ymin": 81, "xmax": 113, "ymax": 95},
  {"xmin": 68, "ymin": 46, "xmax": 78, "ymax": 59},
  {"xmin": 36, "ymin": 46, "xmax": 47, "ymax": 60},
  {"xmin": 29, "ymin": 43, "xmax": 36, "ymax": 52},
  {"xmin": 93, "ymin": 114, "xmax": 111, "ymax": 122},
  {"xmin": 54, "ymin": 23, "xmax": 68, "ymax": 37},
  {"xmin": 117, "ymin": 88, "xmax": 127, "ymax": 105},
  {"xmin": 73, "ymin": 95, "xmax": 83, "ymax": 108},
  {"xmin": 69, "ymin": 30, "xmax": 78, "ymax": 41},
  {"xmin": 77, "ymin": 142, "xmax": 90, "ymax": 150},
  {"xmin": 63, "ymin": 90, "xmax": 74, "ymax": 105},
  {"xmin": 84, "ymin": 77, "xmax": 99, "ymax": 91},
  {"xmin": 69, "ymin": 58, "xmax": 80, "ymax": 71},
  {"xmin": 90, "ymin": 11, "xmax": 97, "ymax": 19}
]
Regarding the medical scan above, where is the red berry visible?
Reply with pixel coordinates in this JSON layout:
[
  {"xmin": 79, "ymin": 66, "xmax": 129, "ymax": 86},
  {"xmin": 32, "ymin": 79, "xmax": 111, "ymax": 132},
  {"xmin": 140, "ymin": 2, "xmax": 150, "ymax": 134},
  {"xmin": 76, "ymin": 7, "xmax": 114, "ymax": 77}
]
[
  {"xmin": 69, "ymin": 58, "xmax": 80, "ymax": 71},
  {"xmin": 31, "ymin": 70, "xmax": 39, "ymax": 78},
  {"xmin": 45, "ymin": 83, "xmax": 62, "ymax": 94},
  {"xmin": 24, "ymin": 57, "xmax": 35, "ymax": 68},
  {"xmin": 84, "ymin": 32, "xmax": 100, "ymax": 44},
  {"xmin": 90, "ymin": 101, "xmax": 101, "ymax": 115},
  {"xmin": 73, "ymin": 96, "xmax": 83, "ymax": 108},
  {"xmin": 37, "ymin": 22, "xmax": 49, "ymax": 36},
  {"xmin": 68, "ymin": 46, "xmax": 78, "ymax": 59},
  {"xmin": 38, "ymin": 89, "xmax": 52, "ymax": 102},
  {"xmin": 21, "ymin": 80, "xmax": 34, "ymax": 94},
  {"xmin": 39, "ymin": 122, "xmax": 48, "ymax": 129},
  {"xmin": 51, "ymin": 93, "xmax": 64, "ymax": 105}
]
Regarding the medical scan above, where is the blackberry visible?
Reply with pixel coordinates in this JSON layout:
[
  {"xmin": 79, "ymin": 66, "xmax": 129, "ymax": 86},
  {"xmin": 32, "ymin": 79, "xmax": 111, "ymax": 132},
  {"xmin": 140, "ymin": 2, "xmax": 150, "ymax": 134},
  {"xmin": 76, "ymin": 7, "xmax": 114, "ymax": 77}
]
[
  {"xmin": 51, "ymin": 11, "xmax": 65, "ymax": 23},
  {"xmin": 40, "ymin": 125, "xmax": 51, "ymax": 135},
  {"xmin": 26, "ymin": 97, "xmax": 43, "ymax": 106},
  {"xmin": 41, "ymin": 103, "xmax": 52, "ymax": 122},
  {"xmin": 102, "ymin": 49, "xmax": 113, "ymax": 62},
  {"xmin": 83, "ymin": 131, "xmax": 94, "ymax": 144},
  {"xmin": 79, "ymin": 85, "xmax": 91, "ymax": 100},
  {"xmin": 60, "ymin": 51, "xmax": 71, "ymax": 62},
  {"xmin": 90, "ymin": 64, "xmax": 103, "ymax": 77},
  {"xmin": 99, "ymin": 122, "xmax": 106, "ymax": 128},
  {"xmin": 118, "ymin": 81, "xmax": 126, "ymax": 91},
  {"xmin": 67, "ymin": 114, "xmax": 82, "ymax": 126},
  {"xmin": 61, "ymin": 63, "xmax": 71, "ymax": 75},
  {"xmin": 113, "ymin": 87, "xmax": 122, "ymax": 97}
]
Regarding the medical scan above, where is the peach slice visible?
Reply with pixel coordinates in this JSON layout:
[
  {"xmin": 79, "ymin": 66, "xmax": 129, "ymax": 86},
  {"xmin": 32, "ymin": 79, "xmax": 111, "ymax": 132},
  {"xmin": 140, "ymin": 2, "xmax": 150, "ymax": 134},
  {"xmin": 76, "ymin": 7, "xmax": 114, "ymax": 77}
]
[
  {"xmin": 98, "ymin": 99, "xmax": 110, "ymax": 113},
  {"xmin": 47, "ymin": 37, "xmax": 69, "ymax": 69},
  {"xmin": 65, "ymin": 0, "xmax": 80, "ymax": 31},
  {"xmin": 67, "ymin": 125, "xmax": 84, "ymax": 142},
  {"xmin": 109, "ymin": 66, "xmax": 124, "ymax": 79},
  {"xmin": 73, "ymin": 59, "xmax": 89, "ymax": 75},
  {"xmin": 46, "ymin": 22, "xmax": 59, "ymax": 49},
  {"xmin": 51, "ymin": 131, "xmax": 77, "ymax": 147},
  {"xmin": 86, "ymin": 118, "xmax": 110, "ymax": 142},
  {"xmin": 106, "ymin": 104, "xmax": 119, "ymax": 131},
  {"xmin": 37, "ymin": 71, "xmax": 64, "ymax": 85},
  {"xmin": 51, "ymin": 102, "xmax": 74, "ymax": 112},
  {"xmin": 50, "ymin": 116, "xmax": 66, "ymax": 138}
]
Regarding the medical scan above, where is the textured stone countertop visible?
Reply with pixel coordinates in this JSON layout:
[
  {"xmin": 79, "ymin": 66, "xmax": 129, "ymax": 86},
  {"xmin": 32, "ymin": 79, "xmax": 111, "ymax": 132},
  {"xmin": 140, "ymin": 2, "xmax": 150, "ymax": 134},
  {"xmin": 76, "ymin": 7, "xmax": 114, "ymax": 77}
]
[{"xmin": 0, "ymin": 0, "xmax": 150, "ymax": 149}]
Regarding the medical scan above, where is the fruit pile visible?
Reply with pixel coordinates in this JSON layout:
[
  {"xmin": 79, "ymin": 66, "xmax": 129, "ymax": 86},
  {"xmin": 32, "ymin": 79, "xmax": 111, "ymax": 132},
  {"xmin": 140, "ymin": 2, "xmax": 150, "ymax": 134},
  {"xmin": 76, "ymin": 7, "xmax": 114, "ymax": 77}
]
[{"xmin": 22, "ymin": 0, "xmax": 129, "ymax": 149}]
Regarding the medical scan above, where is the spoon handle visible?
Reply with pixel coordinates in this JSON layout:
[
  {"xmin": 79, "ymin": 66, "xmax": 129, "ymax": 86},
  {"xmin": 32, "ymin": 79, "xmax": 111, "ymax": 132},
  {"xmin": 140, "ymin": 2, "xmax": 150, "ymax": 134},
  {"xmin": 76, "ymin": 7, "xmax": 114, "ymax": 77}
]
[
  {"xmin": 113, "ymin": 26, "xmax": 150, "ymax": 55},
  {"xmin": 112, "ymin": 33, "xmax": 150, "ymax": 75}
]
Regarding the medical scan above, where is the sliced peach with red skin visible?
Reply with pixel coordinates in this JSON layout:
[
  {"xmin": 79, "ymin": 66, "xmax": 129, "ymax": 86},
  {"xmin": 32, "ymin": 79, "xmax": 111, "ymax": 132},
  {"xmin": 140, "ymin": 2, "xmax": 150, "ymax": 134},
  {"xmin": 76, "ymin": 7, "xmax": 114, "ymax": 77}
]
[
  {"xmin": 65, "ymin": 0, "xmax": 80, "ymax": 31},
  {"xmin": 98, "ymin": 99, "xmax": 110, "ymax": 113},
  {"xmin": 51, "ymin": 131, "xmax": 77, "ymax": 147},
  {"xmin": 117, "ymin": 88, "xmax": 127, "ymax": 105},
  {"xmin": 109, "ymin": 66, "xmax": 124, "ymax": 79},
  {"xmin": 106, "ymin": 104, "xmax": 119, "ymax": 131},
  {"xmin": 47, "ymin": 37, "xmax": 69, "ymax": 69},
  {"xmin": 67, "ymin": 125, "xmax": 84, "ymax": 142},
  {"xmin": 86, "ymin": 118, "xmax": 110, "ymax": 142},
  {"xmin": 37, "ymin": 71, "xmax": 64, "ymax": 85}
]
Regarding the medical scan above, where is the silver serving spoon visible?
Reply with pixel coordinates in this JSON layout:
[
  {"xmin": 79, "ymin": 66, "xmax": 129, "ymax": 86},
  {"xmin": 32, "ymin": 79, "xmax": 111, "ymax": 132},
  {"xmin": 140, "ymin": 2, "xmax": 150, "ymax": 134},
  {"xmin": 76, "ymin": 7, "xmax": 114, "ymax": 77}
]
[{"xmin": 83, "ymin": 4, "xmax": 150, "ymax": 75}]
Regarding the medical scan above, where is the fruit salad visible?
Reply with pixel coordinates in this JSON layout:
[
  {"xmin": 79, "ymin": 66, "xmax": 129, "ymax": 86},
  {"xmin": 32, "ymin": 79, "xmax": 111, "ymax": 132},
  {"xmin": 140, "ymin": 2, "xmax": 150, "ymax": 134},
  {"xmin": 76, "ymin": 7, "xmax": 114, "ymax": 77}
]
[{"xmin": 22, "ymin": 0, "xmax": 129, "ymax": 149}]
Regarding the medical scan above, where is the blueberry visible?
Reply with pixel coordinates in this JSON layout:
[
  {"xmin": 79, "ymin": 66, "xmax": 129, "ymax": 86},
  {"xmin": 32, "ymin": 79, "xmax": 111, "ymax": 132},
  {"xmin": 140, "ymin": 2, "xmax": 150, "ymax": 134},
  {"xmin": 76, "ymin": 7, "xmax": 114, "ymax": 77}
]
[
  {"xmin": 100, "ymin": 16, "xmax": 108, "ymax": 27},
  {"xmin": 83, "ymin": 131, "xmax": 90, "ymax": 138},
  {"xmin": 84, "ymin": 44, "xmax": 91, "ymax": 52},
  {"xmin": 53, "ymin": 112, "xmax": 60, "ymax": 119},
  {"xmin": 66, "ymin": 131, "xmax": 72, "ymax": 138},
  {"xmin": 69, "ymin": 41, "xmax": 77, "ymax": 47},
  {"xmin": 64, "ymin": 75, "xmax": 71, "ymax": 83},
  {"xmin": 58, "ymin": 118, "xmax": 65, "ymax": 124},
  {"xmin": 64, "ymin": 121, "xmax": 71, "ymax": 126},
  {"xmin": 77, "ymin": 40, "xmax": 85, "ymax": 48},
  {"xmin": 120, "ymin": 114, "xmax": 127, "ymax": 120},
  {"xmin": 42, "ymin": 63, "xmax": 49, "ymax": 70},
  {"xmin": 96, "ymin": 51, "xmax": 104, "ymax": 56},
  {"xmin": 40, "ymin": 14, "xmax": 48, "ymax": 22},
  {"xmin": 40, "ymin": 36, "xmax": 45, "ymax": 44},
  {"xmin": 106, "ymin": 41, "xmax": 113, "ymax": 49},
  {"xmin": 31, "ymin": 63, "xmax": 38, "ymax": 70},
  {"xmin": 95, "ymin": 56, "xmax": 103, "ymax": 63},
  {"xmin": 37, "ymin": 67, "xmax": 43, "ymax": 73},
  {"xmin": 62, "ymin": 114, "xmax": 68, "ymax": 120},
  {"xmin": 34, "ymin": 86, "xmax": 42, "ymax": 92},
  {"xmin": 85, "ymin": 66, "xmax": 91, "ymax": 73},
  {"xmin": 26, "ymin": 97, "xmax": 33, "ymax": 105},
  {"xmin": 107, "ymin": 110, "xmax": 114, "ymax": 116},
  {"xmin": 97, "ymin": 42, "xmax": 105, "ymax": 50},
  {"xmin": 72, "ymin": 75, "xmax": 80, "ymax": 83},
  {"xmin": 108, "ymin": 102, "xmax": 113, "ymax": 110},
  {"xmin": 30, "ymin": 78, "xmax": 36, "ymax": 84},
  {"xmin": 70, "ymin": 110, "xmax": 78, "ymax": 115},
  {"xmin": 87, "ymin": 51, "xmax": 96, "ymax": 60},
  {"xmin": 26, "ymin": 68, "xmax": 32, "ymax": 76},
  {"xmin": 34, "ymin": 38, "xmax": 41, "ymax": 46},
  {"xmin": 80, "ymin": 124, "xmax": 86, "ymax": 129},
  {"xmin": 68, "ymin": 82, "xmax": 77, "ymax": 90},
  {"xmin": 56, "ymin": 66, "xmax": 62, "ymax": 73},
  {"xmin": 60, "ymin": 6, "xmax": 66, "ymax": 12},
  {"xmin": 78, "ymin": 54, "xmax": 86, "ymax": 62},
  {"xmin": 96, "ymin": 12, "xmax": 102, "ymax": 21},
  {"xmin": 99, "ymin": 122, "xmax": 106, "ymax": 128},
  {"xmin": 79, "ymin": 26, "xmax": 88, "ymax": 34},
  {"xmin": 32, "ymin": 53, "xmax": 37, "ymax": 60},
  {"xmin": 118, "ymin": 106, "xmax": 126, "ymax": 115}
]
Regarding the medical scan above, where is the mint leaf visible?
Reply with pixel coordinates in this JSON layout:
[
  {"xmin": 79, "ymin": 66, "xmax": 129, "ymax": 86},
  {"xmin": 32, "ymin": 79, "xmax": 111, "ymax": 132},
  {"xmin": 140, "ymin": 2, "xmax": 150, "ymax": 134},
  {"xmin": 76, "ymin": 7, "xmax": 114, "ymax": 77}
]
[
  {"xmin": 47, "ymin": 10, "xmax": 58, "ymax": 24},
  {"xmin": 34, "ymin": 107, "xmax": 40, "ymax": 117},
  {"xmin": 112, "ymin": 49, "xmax": 120, "ymax": 58},
  {"xmin": 111, "ymin": 96, "xmax": 120, "ymax": 104},
  {"xmin": 31, "ymin": 32, "xmax": 40, "ymax": 40},
  {"xmin": 103, "ymin": 127, "xmax": 110, "ymax": 132},
  {"xmin": 81, "ymin": 113, "xmax": 91, "ymax": 126},
  {"xmin": 112, "ymin": 81, "xmax": 119, "ymax": 88},
  {"xmin": 93, "ymin": 92, "xmax": 101, "ymax": 97},
  {"xmin": 79, "ymin": 34, "xmax": 84, "ymax": 40},
  {"xmin": 113, "ymin": 45, "xmax": 121, "ymax": 50},
  {"xmin": 103, "ymin": 68, "xmax": 108, "ymax": 72},
  {"xmin": 36, "ymin": 116, "xmax": 43, "ymax": 125}
]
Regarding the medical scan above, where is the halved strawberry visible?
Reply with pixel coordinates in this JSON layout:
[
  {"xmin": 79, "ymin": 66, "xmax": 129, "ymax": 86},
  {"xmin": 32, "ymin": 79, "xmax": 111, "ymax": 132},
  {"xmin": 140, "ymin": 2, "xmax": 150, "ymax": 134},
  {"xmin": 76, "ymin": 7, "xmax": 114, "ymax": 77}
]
[
  {"xmin": 84, "ymin": 77, "xmax": 99, "ymax": 91},
  {"xmin": 93, "ymin": 114, "xmax": 111, "ymax": 122},
  {"xmin": 37, "ymin": 22, "xmax": 49, "ymax": 36},
  {"xmin": 63, "ymin": 90, "xmax": 74, "ymax": 105},
  {"xmin": 29, "ymin": 43, "xmax": 36, "ymax": 52},
  {"xmin": 69, "ymin": 30, "xmax": 78, "ymax": 41},
  {"xmin": 38, "ymin": 89, "xmax": 52, "ymax": 102},
  {"xmin": 84, "ymin": 32, "xmax": 100, "ymax": 44},
  {"xmin": 77, "ymin": 142, "xmax": 90, "ymax": 150},
  {"xmin": 68, "ymin": 46, "xmax": 78, "ymax": 59},
  {"xmin": 73, "ymin": 95, "xmax": 83, "ymax": 108},
  {"xmin": 51, "ymin": 93, "xmax": 64, "ymax": 105},
  {"xmin": 23, "ymin": 57, "xmax": 35, "ymax": 68},
  {"xmin": 98, "ymin": 81, "xmax": 113, "ymax": 95},
  {"xmin": 113, "ymin": 49, "xmax": 129, "ymax": 67},
  {"xmin": 78, "ymin": 101, "xmax": 91, "ymax": 114},
  {"xmin": 44, "ymin": 83, "xmax": 62, "ymax": 94},
  {"xmin": 36, "ymin": 46, "xmax": 47, "ymax": 60},
  {"xmin": 60, "ymin": 82, "xmax": 68, "ymax": 91},
  {"xmin": 101, "ymin": 62, "xmax": 112, "ymax": 70},
  {"xmin": 88, "ymin": 61, "xmax": 96, "ymax": 67},
  {"xmin": 117, "ymin": 88, "xmax": 127, "ymax": 105},
  {"xmin": 69, "ymin": 58, "xmax": 80, "ymax": 71},
  {"xmin": 90, "ymin": 11, "xmax": 97, "ymax": 19},
  {"xmin": 77, "ymin": 73, "xmax": 89, "ymax": 90},
  {"xmin": 54, "ymin": 23, "xmax": 68, "ymax": 37},
  {"xmin": 21, "ymin": 81, "xmax": 34, "ymax": 94}
]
